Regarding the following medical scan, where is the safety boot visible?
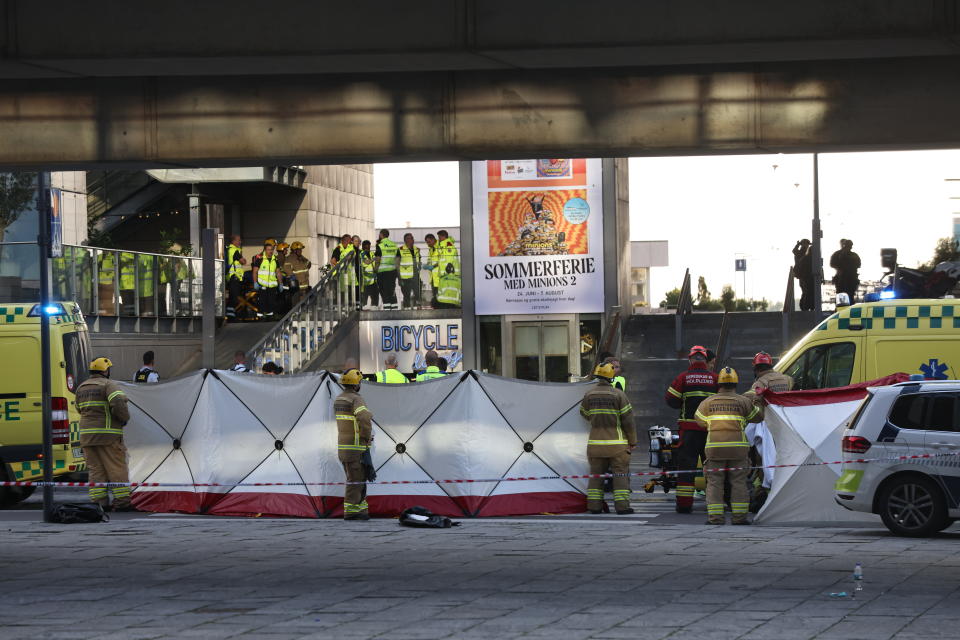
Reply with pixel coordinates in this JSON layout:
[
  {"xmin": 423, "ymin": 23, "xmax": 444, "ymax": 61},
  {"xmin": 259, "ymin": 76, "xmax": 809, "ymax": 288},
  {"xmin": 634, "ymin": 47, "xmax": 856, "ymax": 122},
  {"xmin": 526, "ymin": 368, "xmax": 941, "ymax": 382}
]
[
  {"xmin": 615, "ymin": 507, "xmax": 635, "ymax": 515},
  {"xmin": 706, "ymin": 516, "xmax": 725, "ymax": 525},
  {"xmin": 344, "ymin": 513, "xmax": 370, "ymax": 521},
  {"xmin": 676, "ymin": 504, "xmax": 692, "ymax": 514},
  {"xmin": 731, "ymin": 517, "xmax": 751, "ymax": 526}
]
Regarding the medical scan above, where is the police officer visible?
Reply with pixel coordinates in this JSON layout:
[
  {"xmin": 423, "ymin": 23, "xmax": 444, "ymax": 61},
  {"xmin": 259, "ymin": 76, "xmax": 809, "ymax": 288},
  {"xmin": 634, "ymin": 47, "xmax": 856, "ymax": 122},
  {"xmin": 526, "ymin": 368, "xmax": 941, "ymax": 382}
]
[
  {"xmin": 398, "ymin": 232, "xmax": 422, "ymax": 309},
  {"xmin": 376, "ymin": 355, "xmax": 409, "ymax": 383},
  {"xmin": 225, "ymin": 234, "xmax": 247, "ymax": 319},
  {"xmin": 375, "ymin": 229, "xmax": 400, "ymax": 310},
  {"xmin": 415, "ymin": 350, "xmax": 446, "ymax": 382},
  {"xmin": 581, "ymin": 363, "xmax": 636, "ymax": 514},
  {"xmin": 335, "ymin": 369, "xmax": 374, "ymax": 520},
  {"xmin": 695, "ymin": 367, "xmax": 764, "ymax": 525},
  {"xmin": 76, "ymin": 357, "xmax": 134, "ymax": 511},
  {"xmin": 665, "ymin": 345, "xmax": 719, "ymax": 513},
  {"xmin": 748, "ymin": 352, "xmax": 794, "ymax": 394},
  {"xmin": 133, "ymin": 350, "xmax": 159, "ymax": 383}
]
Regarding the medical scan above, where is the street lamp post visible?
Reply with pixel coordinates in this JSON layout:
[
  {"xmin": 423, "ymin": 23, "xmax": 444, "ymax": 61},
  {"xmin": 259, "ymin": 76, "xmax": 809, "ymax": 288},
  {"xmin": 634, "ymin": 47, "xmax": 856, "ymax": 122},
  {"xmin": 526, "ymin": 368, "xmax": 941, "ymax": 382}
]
[
  {"xmin": 37, "ymin": 171, "xmax": 55, "ymax": 522},
  {"xmin": 811, "ymin": 153, "xmax": 823, "ymax": 315}
]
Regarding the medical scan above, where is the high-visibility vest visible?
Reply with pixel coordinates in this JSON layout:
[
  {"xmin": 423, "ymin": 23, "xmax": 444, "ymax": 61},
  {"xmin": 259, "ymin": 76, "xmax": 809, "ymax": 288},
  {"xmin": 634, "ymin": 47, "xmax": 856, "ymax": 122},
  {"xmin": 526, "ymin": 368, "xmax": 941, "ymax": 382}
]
[
  {"xmin": 427, "ymin": 245, "xmax": 442, "ymax": 287},
  {"xmin": 360, "ymin": 250, "xmax": 377, "ymax": 287},
  {"xmin": 377, "ymin": 238, "xmax": 398, "ymax": 272},
  {"xmin": 438, "ymin": 238, "xmax": 459, "ymax": 276},
  {"xmin": 613, "ymin": 376, "xmax": 627, "ymax": 392},
  {"xmin": 335, "ymin": 244, "xmax": 357, "ymax": 289},
  {"xmin": 415, "ymin": 366, "xmax": 445, "ymax": 382},
  {"xmin": 119, "ymin": 253, "xmax": 135, "ymax": 290},
  {"xmin": 436, "ymin": 271, "xmax": 461, "ymax": 306},
  {"xmin": 138, "ymin": 255, "xmax": 155, "ymax": 297},
  {"xmin": 98, "ymin": 253, "xmax": 115, "ymax": 285},
  {"xmin": 376, "ymin": 368, "xmax": 409, "ymax": 384},
  {"xmin": 398, "ymin": 245, "xmax": 420, "ymax": 279},
  {"xmin": 226, "ymin": 244, "xmax": 244, "ymax": 281},
  {"xmin": 257, "ymin": 255, "xmax": 280, "ymax": 288}
]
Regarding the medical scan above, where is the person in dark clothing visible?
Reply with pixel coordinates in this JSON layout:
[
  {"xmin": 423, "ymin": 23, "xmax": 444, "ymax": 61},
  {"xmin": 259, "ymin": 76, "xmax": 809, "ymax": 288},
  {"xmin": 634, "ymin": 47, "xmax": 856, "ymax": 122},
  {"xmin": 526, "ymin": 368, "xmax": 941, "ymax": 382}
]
[
  {"xmin": 792, "ymin": 239, "xmax": 815, "ymax": 311},
  {"xmin": 830, "ymin": 239, "xmax": 861, "ymax": 303}
]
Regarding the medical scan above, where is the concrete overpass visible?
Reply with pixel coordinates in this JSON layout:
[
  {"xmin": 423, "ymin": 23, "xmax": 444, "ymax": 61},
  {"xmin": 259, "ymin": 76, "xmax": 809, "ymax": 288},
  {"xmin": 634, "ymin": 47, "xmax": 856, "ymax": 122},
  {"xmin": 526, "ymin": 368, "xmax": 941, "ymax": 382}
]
[{"xmin": 2, "ymin": 1, "xmax": 960, "ymax": 167}]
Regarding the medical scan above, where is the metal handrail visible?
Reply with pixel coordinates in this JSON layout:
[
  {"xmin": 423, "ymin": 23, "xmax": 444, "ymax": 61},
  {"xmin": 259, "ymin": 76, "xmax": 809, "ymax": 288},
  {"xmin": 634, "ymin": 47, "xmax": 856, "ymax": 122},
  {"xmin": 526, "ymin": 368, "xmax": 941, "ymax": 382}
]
[
  {"xmin": 0, "ymin": 241, "xmax": 221, "ymax": 319},
  {"xmin": 247, "ymin": 252, "xmax": 357, "ymax": 374}
]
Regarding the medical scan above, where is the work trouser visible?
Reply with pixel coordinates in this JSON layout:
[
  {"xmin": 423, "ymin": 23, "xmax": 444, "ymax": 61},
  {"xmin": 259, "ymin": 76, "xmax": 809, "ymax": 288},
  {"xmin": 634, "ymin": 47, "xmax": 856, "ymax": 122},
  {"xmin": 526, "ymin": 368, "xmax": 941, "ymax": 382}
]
[
  {"xmin": 227, "ymin": 277, "xmax": 243, "ymax": 318},
  {"xmin": 675, "ymin": 427, "xmax": 707, "ymax": 511},
  {"xmin": 704, "ymin": 455, "xmax": 750, "ymax": 522},
  {"xmin": 798, "ymin": 278, "xmax": 813, "ymax": 311},
  {"xmin": 399, "ymin": 277, "xmax": 419, "ymax": 309},
  {"xmin": 363, "ymin": 284, "xmax": 380, "ymax": 309},
  {"xmin": 82, "ymin": 440, "xmax": 131, "ymax": 509},
  {"xmin": 258, "ymin": 285, "xmax": 278, "ymax": 316},
  {"xmin": 377, "ymin": 271, "xmax": 398, "ymax": 309},
  {"xmin": 339, "ymin": 452, "xmax": 368, "ymax": 518},
  {"xmin": 587, "ymin": 450, "xmax": 631, "ymax": 511}
]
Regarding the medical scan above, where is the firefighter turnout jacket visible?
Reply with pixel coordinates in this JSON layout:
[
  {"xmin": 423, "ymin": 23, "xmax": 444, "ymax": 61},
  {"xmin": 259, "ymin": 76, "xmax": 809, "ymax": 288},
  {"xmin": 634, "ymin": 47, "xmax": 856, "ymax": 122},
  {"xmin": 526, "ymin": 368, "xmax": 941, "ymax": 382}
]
[
  {"xmin": 694, "ymin": 389, "xmax": 764, "ymax": 459},
  {"xmin": 335, "ymin": 389, "xmax": 373, "ymax": 455},
  {"xmin": 749, "ymin": 370, "xmax": 794, "ymax": 395},
  {"xmin": 665, "ymin": 361, "xmax": 718, "ymax": 431},
  {"xmin": 76, "ymin": 373, "xmax": 130, "ymax": 446},
  {"xmin": 580, "ymin": 379, "xmax": 636, "ymax": 457}
]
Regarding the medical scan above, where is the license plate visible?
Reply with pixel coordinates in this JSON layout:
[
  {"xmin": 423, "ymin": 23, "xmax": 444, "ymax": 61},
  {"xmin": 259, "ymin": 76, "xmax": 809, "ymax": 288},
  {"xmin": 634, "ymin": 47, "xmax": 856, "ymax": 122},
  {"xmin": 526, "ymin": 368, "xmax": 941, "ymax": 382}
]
[{"xmin": 72, "ymin": 447, "xmax": 84, "ymax": 460}]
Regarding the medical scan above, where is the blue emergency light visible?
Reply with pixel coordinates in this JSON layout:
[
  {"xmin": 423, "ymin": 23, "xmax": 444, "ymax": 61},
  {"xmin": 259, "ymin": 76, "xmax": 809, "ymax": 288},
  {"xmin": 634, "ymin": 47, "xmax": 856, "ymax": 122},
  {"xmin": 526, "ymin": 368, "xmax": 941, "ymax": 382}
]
[{"xmin": 879, "ymin": 290, "xmax": 896, "ymax": 300}]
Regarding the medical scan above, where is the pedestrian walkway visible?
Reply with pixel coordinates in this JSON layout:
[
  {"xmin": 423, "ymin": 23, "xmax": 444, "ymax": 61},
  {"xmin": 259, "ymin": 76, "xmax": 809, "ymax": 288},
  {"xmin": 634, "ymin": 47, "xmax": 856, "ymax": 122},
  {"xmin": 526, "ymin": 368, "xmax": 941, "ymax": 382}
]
[{"xmin": 3, "ymin": 497, "xmax": 960, "ymax": 639}]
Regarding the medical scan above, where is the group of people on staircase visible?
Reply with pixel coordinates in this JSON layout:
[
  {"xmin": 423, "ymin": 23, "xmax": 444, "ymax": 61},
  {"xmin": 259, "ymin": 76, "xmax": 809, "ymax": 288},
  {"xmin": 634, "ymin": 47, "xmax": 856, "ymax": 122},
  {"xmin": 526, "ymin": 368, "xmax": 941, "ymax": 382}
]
[
  {"xmin": 329, "ymin": 228, "xmax": 461, "ymax": 311},
  {"xmin": 224, "ymin": 234, "xmax": 313, "ymax": 320}
]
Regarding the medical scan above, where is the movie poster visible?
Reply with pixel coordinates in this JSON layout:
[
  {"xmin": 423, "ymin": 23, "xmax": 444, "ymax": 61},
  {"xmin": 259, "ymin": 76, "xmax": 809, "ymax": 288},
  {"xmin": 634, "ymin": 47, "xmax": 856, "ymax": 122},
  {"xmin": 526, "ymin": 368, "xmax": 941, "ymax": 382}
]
[{"xmin": 472, "ymin": 159, "xmax": 604, "ymax": 314}]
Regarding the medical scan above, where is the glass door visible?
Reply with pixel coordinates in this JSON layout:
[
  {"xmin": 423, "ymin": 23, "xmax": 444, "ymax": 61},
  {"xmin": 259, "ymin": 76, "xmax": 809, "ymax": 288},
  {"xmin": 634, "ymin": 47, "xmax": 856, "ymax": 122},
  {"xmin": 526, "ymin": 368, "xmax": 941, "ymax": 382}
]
[{"xmin": 512, "ymin": 321, "xmax": 570, "ymax": 382}]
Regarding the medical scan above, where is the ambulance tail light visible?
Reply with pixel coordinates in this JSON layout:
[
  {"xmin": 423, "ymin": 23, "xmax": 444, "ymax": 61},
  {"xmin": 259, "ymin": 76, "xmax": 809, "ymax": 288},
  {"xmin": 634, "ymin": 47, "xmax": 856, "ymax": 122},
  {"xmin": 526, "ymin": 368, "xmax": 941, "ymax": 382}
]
[
  {"xmin": 842, "ymin": 435, "xmax": 872, "ymax": 454},
  {"xmin": 51, "ymin": 397, "xmax": 70, "ymax": 445}
]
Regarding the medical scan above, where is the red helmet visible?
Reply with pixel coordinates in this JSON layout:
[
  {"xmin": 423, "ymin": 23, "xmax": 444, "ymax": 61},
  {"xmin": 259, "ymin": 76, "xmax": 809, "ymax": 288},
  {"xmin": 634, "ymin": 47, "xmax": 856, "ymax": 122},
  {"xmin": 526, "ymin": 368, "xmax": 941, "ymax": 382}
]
[
  {"xmin": 688, "ymin": 345, "xmax": 708, "ymax": 359},
  {"xmin": 753, "ymin": 351, "xmax": 773, "ymax": 366}
]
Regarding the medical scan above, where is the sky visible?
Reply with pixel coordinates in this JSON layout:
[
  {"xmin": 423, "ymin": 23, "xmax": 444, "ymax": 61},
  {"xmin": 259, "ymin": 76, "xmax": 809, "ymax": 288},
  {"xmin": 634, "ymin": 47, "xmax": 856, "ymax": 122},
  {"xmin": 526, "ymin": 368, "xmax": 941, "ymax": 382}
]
[{"xmin": 374, "ymin": 151, "xmax": 960, "ymax": 305}]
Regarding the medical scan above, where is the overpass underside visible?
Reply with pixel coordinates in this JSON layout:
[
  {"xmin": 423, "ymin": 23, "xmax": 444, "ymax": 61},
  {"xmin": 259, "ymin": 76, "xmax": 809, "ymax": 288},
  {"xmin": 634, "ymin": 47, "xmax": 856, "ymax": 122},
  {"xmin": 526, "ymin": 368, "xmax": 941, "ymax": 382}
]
[{"xmin": 3, "ymin": 56, "xmax": 960, "ymax": 168}]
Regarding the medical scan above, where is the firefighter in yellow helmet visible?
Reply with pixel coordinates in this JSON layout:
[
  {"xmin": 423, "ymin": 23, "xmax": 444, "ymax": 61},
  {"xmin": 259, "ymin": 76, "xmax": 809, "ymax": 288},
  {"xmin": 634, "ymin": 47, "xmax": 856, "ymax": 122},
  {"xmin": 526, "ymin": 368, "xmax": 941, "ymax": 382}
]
[
  {"xmin": 335, "ymin": 369, "xmax": 374, "ymax": 520},
  {"xmin": 76, "ymin": 357, "xmax": 135, "ymax": 511},
  {"xmin": 695, "ymin": 367, "xmax": 764, "ymax": 525},
  {"xmin": 580, "ymin": 362, "xmax": 636, "ymax": 514}
]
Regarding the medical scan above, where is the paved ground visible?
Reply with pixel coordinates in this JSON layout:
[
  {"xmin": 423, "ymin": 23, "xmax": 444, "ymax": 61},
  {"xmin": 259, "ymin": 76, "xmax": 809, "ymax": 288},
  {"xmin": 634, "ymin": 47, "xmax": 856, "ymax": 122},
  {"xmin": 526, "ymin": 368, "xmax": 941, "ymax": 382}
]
[{"xmin": 3, "ymin": 494, "xmax": 960, "ymax": 640}]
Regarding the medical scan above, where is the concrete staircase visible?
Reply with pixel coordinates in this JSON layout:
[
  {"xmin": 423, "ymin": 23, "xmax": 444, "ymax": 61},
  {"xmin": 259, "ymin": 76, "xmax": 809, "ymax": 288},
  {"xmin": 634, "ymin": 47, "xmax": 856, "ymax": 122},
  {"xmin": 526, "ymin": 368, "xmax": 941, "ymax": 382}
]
[
  {"xmin": 621, "ymin": 311, "xmax": 821, "ymax": 429},
  {"xmin": 171, "ymin": 320, "xmax": 279, "ymax": 376}
]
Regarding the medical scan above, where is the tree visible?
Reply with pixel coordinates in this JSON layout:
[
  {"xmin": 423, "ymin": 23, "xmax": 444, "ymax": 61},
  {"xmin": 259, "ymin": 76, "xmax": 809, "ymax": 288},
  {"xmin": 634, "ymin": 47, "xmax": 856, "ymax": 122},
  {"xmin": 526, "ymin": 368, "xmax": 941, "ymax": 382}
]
[
  {"xmin": 919, "ymin": 237, "xmax": 960, "ymax": 270},
  {"xmin": 0, "ymin": 172, "xmax": 37, "ymax": 240},
  {"xmin": 660, "ymin": 288, "xmax": 681, "ymax": 308},
  {"xmin": 697, "ymin": 276, "xmax": 710, "ymax": 304},
  {"xmin": 720, "ymin": 285, "xmax": 736, "ymax": 312}
]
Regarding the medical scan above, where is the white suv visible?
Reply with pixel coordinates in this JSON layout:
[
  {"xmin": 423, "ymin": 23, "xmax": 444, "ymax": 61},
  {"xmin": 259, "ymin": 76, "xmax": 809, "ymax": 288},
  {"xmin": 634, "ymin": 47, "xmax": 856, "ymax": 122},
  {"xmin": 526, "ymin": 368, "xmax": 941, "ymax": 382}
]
[{"xmin": 836, "ymin": 380, "xmax": 960, "ymax": 536}]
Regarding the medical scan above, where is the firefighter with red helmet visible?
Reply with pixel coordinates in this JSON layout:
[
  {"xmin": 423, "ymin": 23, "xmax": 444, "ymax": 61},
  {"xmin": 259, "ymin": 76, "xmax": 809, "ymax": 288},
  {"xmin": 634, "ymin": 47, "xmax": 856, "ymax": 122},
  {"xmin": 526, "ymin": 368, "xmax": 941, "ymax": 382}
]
[
  {"xmin": 747, "ymin": 352, "xmax": 794, "ymax": 395},
  {"xmin": 664, "ymin": 345, "xmax": 718, "ymax": 513}
]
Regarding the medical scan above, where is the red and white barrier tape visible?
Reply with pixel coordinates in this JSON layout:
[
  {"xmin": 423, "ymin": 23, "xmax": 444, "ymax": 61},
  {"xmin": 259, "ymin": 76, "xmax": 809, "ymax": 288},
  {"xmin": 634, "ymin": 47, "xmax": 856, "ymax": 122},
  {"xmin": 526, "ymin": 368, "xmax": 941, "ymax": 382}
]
[{"xmin": 3, "ymin": 450, "xmax": 959, "ymax": 488}]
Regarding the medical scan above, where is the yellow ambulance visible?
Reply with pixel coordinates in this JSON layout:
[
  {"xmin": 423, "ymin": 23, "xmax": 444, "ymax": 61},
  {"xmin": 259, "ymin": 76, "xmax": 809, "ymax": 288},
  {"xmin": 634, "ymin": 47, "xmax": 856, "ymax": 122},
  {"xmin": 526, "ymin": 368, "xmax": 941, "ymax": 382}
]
[
  {"xmin": 0, "ymin": 301, "xmax": 88, "ymax": 506},
  {"xmin": 776, "ymin": 299, "xmax": 960, "ymax": 389}
]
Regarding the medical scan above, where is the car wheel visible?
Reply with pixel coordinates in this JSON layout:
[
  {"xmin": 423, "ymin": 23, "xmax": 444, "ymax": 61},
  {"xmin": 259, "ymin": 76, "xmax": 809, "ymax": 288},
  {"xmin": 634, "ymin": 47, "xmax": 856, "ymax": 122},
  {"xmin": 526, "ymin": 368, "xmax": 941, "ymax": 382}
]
[
  {"xmin": 878, "ymin": 475, "xmax": 949, "ymax": 537},
  {"xmin": 0, "ymin": 467, "xmax": 36, "ymax": 508}
]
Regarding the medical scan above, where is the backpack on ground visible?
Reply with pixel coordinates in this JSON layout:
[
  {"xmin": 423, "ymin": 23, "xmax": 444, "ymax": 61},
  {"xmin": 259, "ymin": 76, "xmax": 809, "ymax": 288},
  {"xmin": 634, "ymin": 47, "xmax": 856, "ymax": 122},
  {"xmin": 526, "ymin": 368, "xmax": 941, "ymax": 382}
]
[
  {"xmin": 399, "ymin": 505, "xmax": 459, "ymax": 529},
  {"xmin": 50, "ymin": 503, "xmax": 109, "ymax": 524}
]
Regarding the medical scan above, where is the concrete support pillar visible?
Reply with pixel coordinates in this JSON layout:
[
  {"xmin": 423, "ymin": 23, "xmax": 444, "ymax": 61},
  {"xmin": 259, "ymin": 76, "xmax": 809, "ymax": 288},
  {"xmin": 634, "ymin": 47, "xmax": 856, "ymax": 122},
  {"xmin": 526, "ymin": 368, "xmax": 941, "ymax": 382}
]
[
  {"xmin": 189, "ymin": 184, "xmax": 202, "ymax": 257},
  {"xmin": 458, "ymin": 161, "xmax": 476, "ymax": 371},
  {"xmin": 201, "ymin": 228, "xmax": 216, "ymax": 369}
]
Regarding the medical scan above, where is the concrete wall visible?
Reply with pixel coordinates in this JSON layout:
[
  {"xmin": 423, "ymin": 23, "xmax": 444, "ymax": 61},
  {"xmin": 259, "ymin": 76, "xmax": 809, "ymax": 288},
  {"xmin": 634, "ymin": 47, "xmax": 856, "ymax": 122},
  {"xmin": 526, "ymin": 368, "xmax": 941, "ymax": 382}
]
[
  {"xmin": 89, "ymin": 333, "xmax": 201, "ymax": 383},
  {"xmin": 51, "ymin": 171, "xmax": 87, "ymax": 246}
]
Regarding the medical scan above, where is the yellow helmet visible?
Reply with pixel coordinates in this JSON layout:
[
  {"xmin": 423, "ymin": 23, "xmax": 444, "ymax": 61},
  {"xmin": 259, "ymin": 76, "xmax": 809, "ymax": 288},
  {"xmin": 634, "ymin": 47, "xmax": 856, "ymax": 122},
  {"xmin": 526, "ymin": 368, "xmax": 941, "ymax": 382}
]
[
  {"xmin": 90, "ymin": 357, "xmax": 113, "ymax": 372},
  {"xmin": 718, "ymin": 366, "xmax": 739, "ymax": 385},
  {"xmin": 290, "ymin": 241, "xmax": 305, "ymax": 250},
  {"xmin": 341, "ymin": 368, "xmax": 363, "ymax": 386},
  {"xmin": 277, "ymin": 242, "xmax": 289, "ymax": 251},
  {"xmin": 263, "ymin": 238, "xmax": 277, "ymax": 247},
  {"xmin": 593, "ymin": 363, "xmax": 616, "ymax": 380}
]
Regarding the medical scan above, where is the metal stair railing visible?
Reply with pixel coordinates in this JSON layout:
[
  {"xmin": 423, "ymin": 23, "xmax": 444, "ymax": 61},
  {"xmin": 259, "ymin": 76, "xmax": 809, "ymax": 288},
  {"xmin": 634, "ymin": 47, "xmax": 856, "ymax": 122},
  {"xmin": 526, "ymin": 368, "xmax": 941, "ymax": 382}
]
[{"xmin": 247, "ymin": 252, "xmax": 357, "ymax": 374}]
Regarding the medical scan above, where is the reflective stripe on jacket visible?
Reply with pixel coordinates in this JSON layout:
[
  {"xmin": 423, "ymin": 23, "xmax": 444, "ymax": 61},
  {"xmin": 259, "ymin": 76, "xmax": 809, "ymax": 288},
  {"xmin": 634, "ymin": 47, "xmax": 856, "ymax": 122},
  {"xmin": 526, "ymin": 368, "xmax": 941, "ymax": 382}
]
[
  {"xmin": 360, "ymin": 251, "xmax": 376, "ymax": 286},
  {"xmin": 580, "ymin": 380, "xmax": 635, "ymax": 456},
  {"xmin": 398, "ymin": 245, "xmax": 420, "ymax": 279},
  {"xmin": 376, "ymin": 369, "xmax": 409, "ymax": 383},
  {"xmin": 334, "ymin": 390, "xmax": 372, "ymax": 453},
  {"xmin": 665, "ymin": 362, "xmax": 718, "ymax": 430},
  {"xmin": 694, "ymin": 389, "xmax": 764, "ymax": 458},
  {"xmin": 257, "ymin": 255, "xmax": 280, "ymax": 288},
  {"xmin": 76, "ymin": 374, "xmax": 129, "ymax": 445},
  {"xmin": 436, "ymin": 272, "xmax": 461, "ymax": 306},
  {"xmin": 226, "ymin": 244, "xmax": 245, "ymax": 281},
  {"xmin": 415, "ymin": 366, "xmax": 445, "ymax": 382},
  {"xmin": 377, "ymin": 238, "xmax": 398, "ymax": 272}
]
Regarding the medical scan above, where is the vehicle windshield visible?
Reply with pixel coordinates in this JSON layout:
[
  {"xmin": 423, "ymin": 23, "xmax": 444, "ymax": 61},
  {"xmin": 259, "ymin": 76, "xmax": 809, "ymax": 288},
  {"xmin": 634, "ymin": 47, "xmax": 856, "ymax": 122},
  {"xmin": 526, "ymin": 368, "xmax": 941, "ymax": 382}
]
[{"xmin": 62, "ymin": 330, "xmax": 91, "ymax": 393}]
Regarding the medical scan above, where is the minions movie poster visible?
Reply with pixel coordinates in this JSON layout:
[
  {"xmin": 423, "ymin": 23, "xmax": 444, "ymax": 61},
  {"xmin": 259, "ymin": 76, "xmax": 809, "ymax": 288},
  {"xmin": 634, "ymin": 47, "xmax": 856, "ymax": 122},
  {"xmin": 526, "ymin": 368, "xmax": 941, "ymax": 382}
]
[{"xmin": 473, "ymin": 159, "xmax": 604, "ymax": 315}]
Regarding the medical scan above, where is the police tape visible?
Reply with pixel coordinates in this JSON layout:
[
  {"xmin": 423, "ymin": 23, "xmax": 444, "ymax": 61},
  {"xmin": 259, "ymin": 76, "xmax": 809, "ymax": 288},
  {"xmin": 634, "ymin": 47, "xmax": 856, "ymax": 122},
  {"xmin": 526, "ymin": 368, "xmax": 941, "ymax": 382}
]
[{"xmin": 3, "ymin": 450, "xmax": 960, "ymax": 488}]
